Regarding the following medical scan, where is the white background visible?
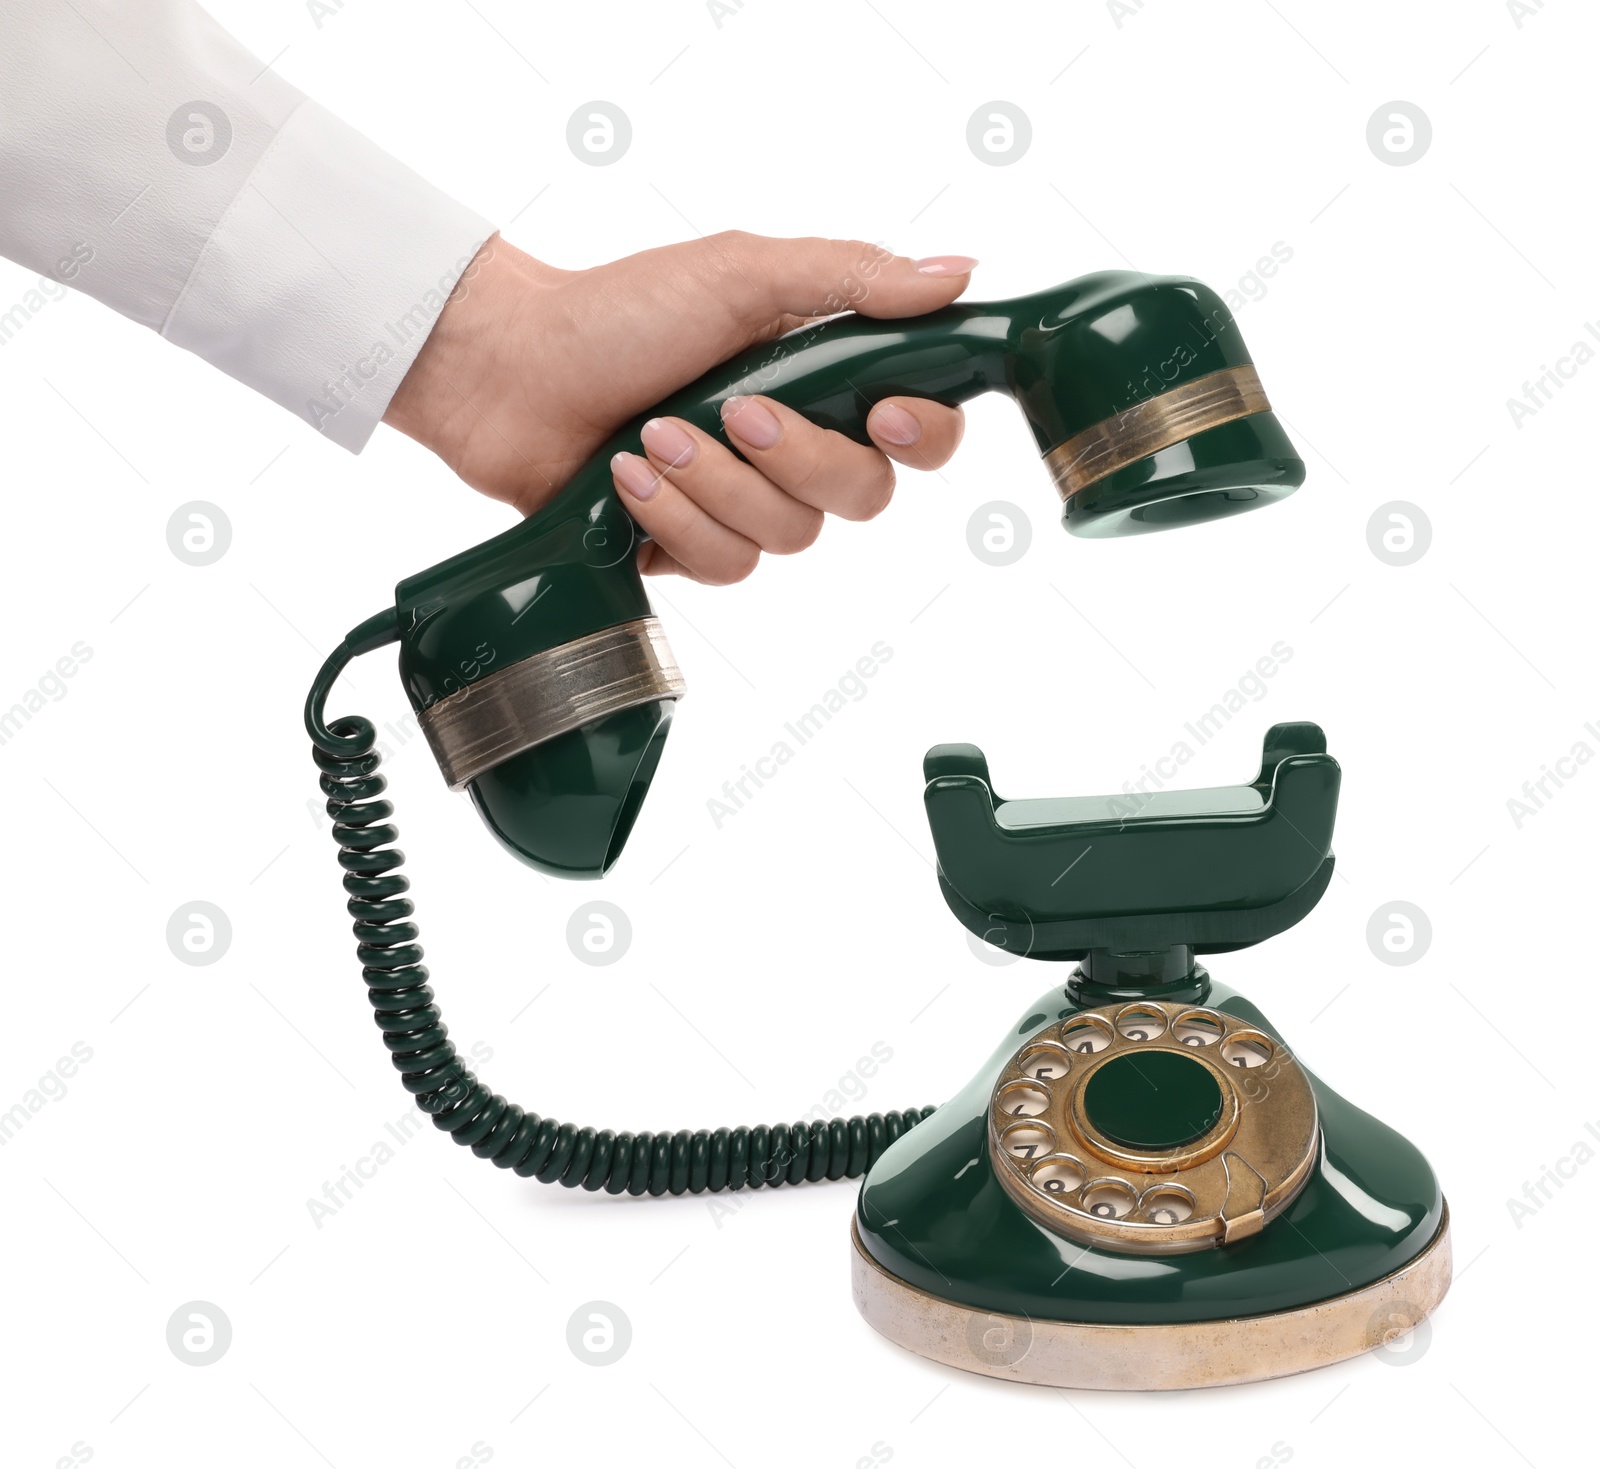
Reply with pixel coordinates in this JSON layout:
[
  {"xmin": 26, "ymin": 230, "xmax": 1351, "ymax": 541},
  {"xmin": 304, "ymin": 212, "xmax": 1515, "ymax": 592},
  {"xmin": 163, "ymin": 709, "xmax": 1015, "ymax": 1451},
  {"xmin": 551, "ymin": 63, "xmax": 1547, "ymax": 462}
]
[{"xmin": 2, "ymin": 1, "xmax": 1593, "ymax": 1464}]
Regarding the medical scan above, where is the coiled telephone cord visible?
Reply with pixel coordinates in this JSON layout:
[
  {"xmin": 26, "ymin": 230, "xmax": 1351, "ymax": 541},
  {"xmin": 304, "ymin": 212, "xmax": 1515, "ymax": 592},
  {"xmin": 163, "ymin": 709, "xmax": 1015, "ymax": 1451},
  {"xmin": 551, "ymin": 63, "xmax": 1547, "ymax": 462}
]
[{"xmin": 307, "ymin": 640, "xmax": 935, "ymax": 1196}]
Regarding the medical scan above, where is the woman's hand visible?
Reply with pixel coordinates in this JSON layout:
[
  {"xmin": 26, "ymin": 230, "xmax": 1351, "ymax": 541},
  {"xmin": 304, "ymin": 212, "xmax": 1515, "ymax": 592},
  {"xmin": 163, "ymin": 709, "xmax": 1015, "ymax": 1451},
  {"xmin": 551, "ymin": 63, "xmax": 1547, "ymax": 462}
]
[{"xmin": 384, "ymin": 233, "xmax": 974, "ymax": 583}]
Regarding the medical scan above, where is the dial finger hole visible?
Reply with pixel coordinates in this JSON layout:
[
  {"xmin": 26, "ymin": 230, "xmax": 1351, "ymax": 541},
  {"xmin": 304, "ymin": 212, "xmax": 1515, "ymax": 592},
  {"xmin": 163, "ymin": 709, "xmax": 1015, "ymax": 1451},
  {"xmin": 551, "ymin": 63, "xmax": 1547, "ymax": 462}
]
[
  {"xmin": 1082, "ymin": 1179, "xmax": 1137, "ymax": 1220},
  {"xmin": 1001, "ymin": 1123, "xmax": 1055, "ymax": 1162},
  {"xmin": 996, "ymin": 1081, "xmax": 1050, "ymax": 1119},
  {"xmin": 1221, "ymin": 1032, "xmax": 1274, "ymax": 1070},
  {"xmin": 1059, "ymin": 1014, "xmax": 1113, "ymax": 1055},
  {"xmin": 1115, "ymin": 1004, "xmax": 1167, "ymax": 1043},
  {"xmin": 1031, "ymin": 1155, "xmax": 1086, "ymax": 1196},
  {"xmin": 1173, "ymin": 1010, "xmax": 1224, "ymax": 1047},
  {"xmin": 1017, "ymin": 1043, "xmax": 1069, "ymax": 1083},
  {"xmin": 1140, "ymin": 1185, "xmax": 1197, "ymax": 1226}
]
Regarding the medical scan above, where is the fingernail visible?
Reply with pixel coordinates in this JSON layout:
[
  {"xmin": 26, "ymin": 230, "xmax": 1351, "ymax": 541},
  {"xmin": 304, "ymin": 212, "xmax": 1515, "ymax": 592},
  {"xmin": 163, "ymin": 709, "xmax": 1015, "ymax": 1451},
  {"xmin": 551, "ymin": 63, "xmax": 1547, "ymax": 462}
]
[
  {"xmin": 914, "ymin": 255, "xmax": 978, "ymax": 276},
  {"xmin": 722, "ymin": 395, "xmax": 781, "ymax": 449},
  {"xmin": 611, "ymin": 451, "xmax": 661, "ymax": 501},
  {"xmin": 641, "ymin": 417, "xmax": 696, "ymax": 468},
  {"xmin": 869, "ymin": 401, "xmax": 921, "ymax": 447}
]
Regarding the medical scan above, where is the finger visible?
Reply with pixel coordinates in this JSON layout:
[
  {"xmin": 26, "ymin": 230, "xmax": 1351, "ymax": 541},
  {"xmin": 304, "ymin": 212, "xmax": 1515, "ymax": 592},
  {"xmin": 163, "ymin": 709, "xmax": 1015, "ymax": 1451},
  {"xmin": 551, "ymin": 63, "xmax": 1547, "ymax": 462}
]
[
  {"xmin": 865, "ymin": 397, "xmax": 967, "ymax": 471},
  {"xmin": 637, "ymin": 542, "xmax": 695, "ymax": 580},
  {"xmin": 720, "ymin": 394, "xmax": 895, "ymax": 522},
  {"xmin": 683, "ymin": 233, "xmax": 978, "ymax": 329},
  {"xmin": 638, "ymin": 542, "xmax": 733, "ymax": 585},
  {"xmin": 611, "ymin": 451, "xmax": 760, "ymax": 585},
  {"xmin": 638, "ymin": 416, "xmax": 824, "ymax": 555}
]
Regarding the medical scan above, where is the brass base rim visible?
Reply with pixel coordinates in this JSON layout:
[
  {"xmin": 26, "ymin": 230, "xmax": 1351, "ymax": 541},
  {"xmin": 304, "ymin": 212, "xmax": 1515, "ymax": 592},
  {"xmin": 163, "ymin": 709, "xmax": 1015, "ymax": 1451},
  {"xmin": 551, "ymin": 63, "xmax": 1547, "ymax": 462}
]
[
  {"xmin": 1044, "ymin": 363, "xmax": 1271, "ymax": 502},
  {"xmin": 850, "ymin": 1204, "xmax": 1452, "ymax": 1391}
]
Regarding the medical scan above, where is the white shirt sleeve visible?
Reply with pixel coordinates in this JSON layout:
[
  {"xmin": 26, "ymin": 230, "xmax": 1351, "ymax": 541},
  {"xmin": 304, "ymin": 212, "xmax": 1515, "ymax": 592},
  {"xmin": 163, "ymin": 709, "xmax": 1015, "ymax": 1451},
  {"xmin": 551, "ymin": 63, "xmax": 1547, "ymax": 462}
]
[{"xmin": 0, "ymin": 0, "xmax": 494, "ymax": 451}]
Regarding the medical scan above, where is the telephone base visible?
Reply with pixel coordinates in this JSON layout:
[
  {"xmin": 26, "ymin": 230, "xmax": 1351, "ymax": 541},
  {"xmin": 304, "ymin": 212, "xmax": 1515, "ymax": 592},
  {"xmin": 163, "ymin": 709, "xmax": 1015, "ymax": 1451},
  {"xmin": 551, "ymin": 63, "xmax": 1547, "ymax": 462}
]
[
  {"xmin": 852, "ymin": 979, "xmax": 1451, "ymax": 1389},
  {"xmin": 851, "ymin": 1205, "xmax": 1451, "ymax": 1390}
]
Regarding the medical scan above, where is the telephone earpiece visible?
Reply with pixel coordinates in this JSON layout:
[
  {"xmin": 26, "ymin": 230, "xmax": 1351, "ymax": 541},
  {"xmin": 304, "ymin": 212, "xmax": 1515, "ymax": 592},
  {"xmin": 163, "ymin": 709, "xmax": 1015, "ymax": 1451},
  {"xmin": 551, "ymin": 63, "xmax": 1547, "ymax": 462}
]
[{"xmin": 308, "ymin": 269, "xmax": 1304, "ymax": 876}]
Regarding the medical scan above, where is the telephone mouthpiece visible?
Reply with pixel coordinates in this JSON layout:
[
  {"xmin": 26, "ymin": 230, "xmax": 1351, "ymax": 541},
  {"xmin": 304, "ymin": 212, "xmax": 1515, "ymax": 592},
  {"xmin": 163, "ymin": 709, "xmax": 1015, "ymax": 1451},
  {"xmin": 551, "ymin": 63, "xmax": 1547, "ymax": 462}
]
[{"xmin": 418, "ymin": 618, "xmax": 681, "ymax": 878}]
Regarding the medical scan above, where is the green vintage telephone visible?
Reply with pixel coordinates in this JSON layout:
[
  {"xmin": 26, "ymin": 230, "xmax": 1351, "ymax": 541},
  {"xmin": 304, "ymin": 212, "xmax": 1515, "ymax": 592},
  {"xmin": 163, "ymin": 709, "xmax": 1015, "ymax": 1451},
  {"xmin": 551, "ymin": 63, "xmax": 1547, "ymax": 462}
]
[{"xmin": 305, "ymin": 270, "xmax": 1449, "ymax": 1389}]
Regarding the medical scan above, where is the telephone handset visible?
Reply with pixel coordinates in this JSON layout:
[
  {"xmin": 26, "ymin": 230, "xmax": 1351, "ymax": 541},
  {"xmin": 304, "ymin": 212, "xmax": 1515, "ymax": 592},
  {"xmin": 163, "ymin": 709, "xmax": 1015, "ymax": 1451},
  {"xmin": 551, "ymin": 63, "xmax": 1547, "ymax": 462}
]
[
  {"xmin": 303, "ymin": 269, "xmax": 1447, "ymax": 1391},
  {"xmin": 309, "ymin": 268, "xmax": 1304, "ymax": 878}
]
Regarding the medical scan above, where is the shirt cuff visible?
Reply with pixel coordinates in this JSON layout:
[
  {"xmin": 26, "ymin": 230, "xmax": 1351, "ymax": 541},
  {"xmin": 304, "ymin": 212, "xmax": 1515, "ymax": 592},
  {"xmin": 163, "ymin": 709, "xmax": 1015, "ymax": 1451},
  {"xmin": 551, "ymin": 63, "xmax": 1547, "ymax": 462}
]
[{"xmin": 161, "ymin": 99, "xmax": 494, "ymax": 453}]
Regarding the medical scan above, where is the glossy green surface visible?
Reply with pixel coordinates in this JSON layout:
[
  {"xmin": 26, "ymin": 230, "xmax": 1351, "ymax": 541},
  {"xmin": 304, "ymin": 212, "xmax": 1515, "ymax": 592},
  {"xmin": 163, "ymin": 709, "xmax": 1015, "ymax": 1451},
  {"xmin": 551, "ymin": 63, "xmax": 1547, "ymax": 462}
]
[
  {"xmin": 1083, "ymin": 1051, "xmax": 1223, "ymax": 1149},
  {"xmin": 467, "ymin": 702, "xmax": 674, "ymax": 877},
  {"xmin": 856, "ymin": 980, "xmax": 1445, "ymax": 1324},
  {"xmin": 924, "ymin": 722, "xmax": 1339, "ymax": 958},
  {"xmin": 387, "ymin": 270, "xmax": 1303, "ymax": 874}
]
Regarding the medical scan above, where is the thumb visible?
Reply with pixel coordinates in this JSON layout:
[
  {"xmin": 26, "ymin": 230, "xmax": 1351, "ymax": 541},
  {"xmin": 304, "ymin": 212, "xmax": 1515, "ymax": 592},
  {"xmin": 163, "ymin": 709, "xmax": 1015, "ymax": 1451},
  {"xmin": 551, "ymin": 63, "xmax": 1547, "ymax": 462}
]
[{"xmin": 694, "ymin": 232, "xmax": 976, "ymax": 326}]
